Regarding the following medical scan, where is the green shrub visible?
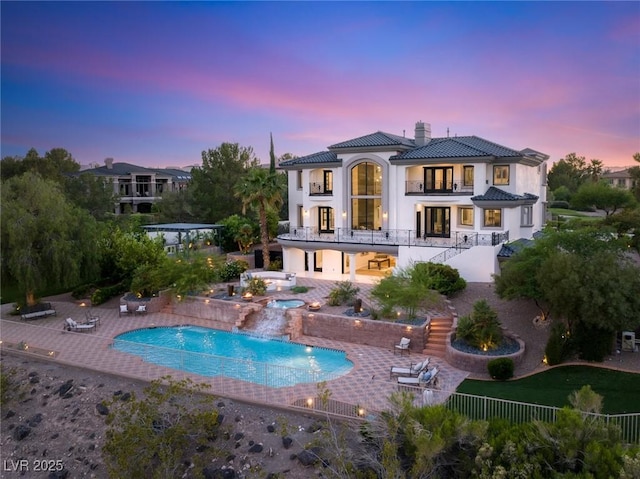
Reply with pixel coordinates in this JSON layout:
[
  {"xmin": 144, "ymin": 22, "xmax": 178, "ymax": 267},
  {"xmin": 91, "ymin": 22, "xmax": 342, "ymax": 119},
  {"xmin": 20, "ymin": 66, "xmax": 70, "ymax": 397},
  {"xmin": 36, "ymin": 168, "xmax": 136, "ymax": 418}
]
[
  {"xmin": 413, "ymin": 262, "xmax": 467, "ymax": 296},
  {"xmin": 327, "ymin": 281, "xmax": 360, "ymax": 306},
  {"xmin": 549, "ymin": 200, "xmax": 570, "ymax": 209},
  {"xmin": 72, "ymin": 283, "xmax": 94, "ymax": 299},
  {"xmin": 488, "ymin": 358, "xmax": 514, "ymax": 381},
  {"xmin": 545, "ymin": 322, "xmax": 570, "ymax": 366},
  {"xmin": 91, "ymin": 282, "xmax": 126, "ymax": 305},
  {"xmin": 216, "ymin": 260, "xmax": 248, "ymax": 282},
  {"xmin": 572, "ymin": 323, "xmax": 614, "ymax": 362},
  {"xmin": 456, "ymin": 299, "xmax": 503, "ymax": 350},
  {"xmin": 242, "ymin": 275, "xmax": 267, "ymax": 296},
  {"xmin": 267, "ymin": 258, "xmax": 283, "ymax": 271},
  {"xmin": 290, "ymin": 285, "xmax": 309, "ymax": 294}
]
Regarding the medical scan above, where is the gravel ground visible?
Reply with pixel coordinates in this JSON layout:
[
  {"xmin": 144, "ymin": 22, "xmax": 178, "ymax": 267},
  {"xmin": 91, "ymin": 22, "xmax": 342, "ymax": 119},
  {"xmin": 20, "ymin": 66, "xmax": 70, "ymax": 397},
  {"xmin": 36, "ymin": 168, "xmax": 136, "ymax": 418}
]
[{"xmin": 0, "ymin": 353, "xmax": 361, "ymax": 479}]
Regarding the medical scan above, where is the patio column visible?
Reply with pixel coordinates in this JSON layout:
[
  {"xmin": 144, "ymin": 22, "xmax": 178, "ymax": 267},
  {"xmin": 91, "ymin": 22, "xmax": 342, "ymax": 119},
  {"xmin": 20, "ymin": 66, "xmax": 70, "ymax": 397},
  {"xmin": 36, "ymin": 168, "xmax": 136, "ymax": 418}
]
[{"xmin": 349, "ymin": 253, "xmax": 356, "ymax": 281}]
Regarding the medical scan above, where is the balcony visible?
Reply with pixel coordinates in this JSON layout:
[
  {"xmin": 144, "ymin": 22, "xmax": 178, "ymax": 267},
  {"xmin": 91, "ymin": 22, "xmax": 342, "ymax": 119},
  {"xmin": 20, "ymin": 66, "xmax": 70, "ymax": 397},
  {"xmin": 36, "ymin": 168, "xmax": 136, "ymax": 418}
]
[
  {"xmin": 309, "ymin": 182, "xmax": 333, "ymax": 196},
  {"xmin": 405, "ymin": 180, "xmax": 474, "ymax": 196},
  {"xmin": 279, "ymin": 226, "xmax": 508, "ymax": 249}
]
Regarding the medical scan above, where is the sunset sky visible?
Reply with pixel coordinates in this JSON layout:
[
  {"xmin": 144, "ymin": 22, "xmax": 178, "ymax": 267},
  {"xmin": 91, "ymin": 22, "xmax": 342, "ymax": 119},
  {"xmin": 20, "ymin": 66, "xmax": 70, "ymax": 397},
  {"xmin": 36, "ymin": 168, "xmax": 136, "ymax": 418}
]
[{"xmin": 2, "ymin": 1, "xmax": 639, "ymax": 169}]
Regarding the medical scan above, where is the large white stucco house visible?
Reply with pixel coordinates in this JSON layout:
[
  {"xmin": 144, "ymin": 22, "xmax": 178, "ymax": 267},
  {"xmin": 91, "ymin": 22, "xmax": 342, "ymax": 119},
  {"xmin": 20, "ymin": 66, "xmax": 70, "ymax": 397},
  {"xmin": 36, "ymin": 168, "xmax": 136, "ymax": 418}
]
[{"xmin": 276, "ymin": 122, "xmax": 549, "ymax": 282}]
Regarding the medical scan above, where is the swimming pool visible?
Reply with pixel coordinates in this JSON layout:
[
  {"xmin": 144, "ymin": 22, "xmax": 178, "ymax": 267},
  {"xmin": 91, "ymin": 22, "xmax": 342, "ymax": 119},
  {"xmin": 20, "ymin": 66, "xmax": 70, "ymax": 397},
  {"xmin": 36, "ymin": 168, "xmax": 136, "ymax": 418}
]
[{"xmin": 112, "ymin": 326, "xmax": 353, "ymax": 387}]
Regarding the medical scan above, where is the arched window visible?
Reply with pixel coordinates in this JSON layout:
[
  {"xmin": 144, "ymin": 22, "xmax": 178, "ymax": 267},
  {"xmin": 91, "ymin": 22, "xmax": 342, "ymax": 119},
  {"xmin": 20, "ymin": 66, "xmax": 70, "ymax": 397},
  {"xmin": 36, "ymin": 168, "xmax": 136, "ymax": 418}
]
[{"xmin": 350, "ymin": 162, "xmax": 382, "ymax": 230}]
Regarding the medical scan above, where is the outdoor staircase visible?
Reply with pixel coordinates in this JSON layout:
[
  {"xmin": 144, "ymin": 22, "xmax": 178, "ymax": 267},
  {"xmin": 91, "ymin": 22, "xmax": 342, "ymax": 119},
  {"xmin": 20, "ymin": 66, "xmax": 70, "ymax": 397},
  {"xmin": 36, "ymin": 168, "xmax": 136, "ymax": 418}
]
[{"xmin": 423, "ymin": 314, "xmax": 454, "ymax": 358}]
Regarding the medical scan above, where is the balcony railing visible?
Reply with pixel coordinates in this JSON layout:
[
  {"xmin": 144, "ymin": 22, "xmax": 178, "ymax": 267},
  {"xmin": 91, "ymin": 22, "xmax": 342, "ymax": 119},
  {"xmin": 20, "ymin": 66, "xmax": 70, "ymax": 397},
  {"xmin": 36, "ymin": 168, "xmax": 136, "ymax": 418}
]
[
  {"xmin": 309, "ymin": 182, "xmax": 332, "ymax": 195},
  {"xmin": 279, "ymin": 227, "xmax": 508, "ymax": 249},
  {"xmin": 405, "ymin": 180, "xmax": 474, "ymax": 195}
]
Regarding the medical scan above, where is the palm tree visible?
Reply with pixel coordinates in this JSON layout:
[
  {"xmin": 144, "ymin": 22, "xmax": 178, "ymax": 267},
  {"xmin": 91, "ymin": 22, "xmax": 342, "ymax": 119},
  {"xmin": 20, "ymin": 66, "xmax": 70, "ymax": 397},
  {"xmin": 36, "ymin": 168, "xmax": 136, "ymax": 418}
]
[{"xmin": 234, "ymin": 167, "xmax": 285, "ymax": 270}]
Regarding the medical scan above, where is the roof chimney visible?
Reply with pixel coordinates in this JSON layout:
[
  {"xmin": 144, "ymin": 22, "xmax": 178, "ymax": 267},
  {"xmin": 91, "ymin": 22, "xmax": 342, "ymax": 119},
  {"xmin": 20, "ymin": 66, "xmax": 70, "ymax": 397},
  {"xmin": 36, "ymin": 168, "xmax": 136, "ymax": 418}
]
[
  {"xmin": 104, "ymin": 157, "xmax": 114, "ymax": 169},
  {"xmin": 415, "ymin": 121, "xmax": 431, "ymax": 147}
]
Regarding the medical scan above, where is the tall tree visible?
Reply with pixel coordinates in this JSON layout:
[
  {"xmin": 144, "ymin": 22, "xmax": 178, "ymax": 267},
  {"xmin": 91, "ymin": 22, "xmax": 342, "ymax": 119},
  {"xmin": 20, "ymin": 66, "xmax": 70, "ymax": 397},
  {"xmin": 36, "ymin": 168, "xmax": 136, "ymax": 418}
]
[
  {"xmin": 189, "ymin": 143, "xmax": 258, "ymax": 222},
  {"xmin": 571, "ymin": 181, "xmax": 636, "ymax": 216},
  {"xmin": 64, "ymin": 172, "xmax": 119, "ymax": 220},
  {"xmin": 495, "ymin": 229, "xmax": 640, "ymax": 359},
  {"xmin": 234, "ymin": 167, "xmax": 285, "ymax": 270},
  {"xmin": 1, "ymin": 172, "xmax": 101, "ymax": 305},
  {"xmin": 1, "ymin": 147, "xmax": 80, "ymax": 183},
  {"xmin": 269, "ymin": 132, "xmax": 276, "ymax": 174}
]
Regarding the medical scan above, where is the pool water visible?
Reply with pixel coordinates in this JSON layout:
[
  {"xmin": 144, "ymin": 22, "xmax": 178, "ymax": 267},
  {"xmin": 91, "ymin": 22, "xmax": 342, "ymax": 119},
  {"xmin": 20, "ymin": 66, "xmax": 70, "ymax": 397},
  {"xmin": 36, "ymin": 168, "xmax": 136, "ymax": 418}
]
[
  {"xmin": 113, "ymin": 326, "xmax": 353, "ymax": 387},
  {"xmin": 267, "ymin": 299, "xmax": 305, "ymax": 309}
]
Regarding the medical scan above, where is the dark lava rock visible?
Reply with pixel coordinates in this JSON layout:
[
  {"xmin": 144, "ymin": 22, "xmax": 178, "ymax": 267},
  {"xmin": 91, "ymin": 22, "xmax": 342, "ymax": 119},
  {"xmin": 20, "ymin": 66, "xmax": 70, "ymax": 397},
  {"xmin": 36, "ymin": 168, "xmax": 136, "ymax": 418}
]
[
  {"xmin": 96, "ymin": 403, "xmax": 109, "ymax": 416},
  {"xmin": 5, "ymin": 409, "xmax": 15, "ymax": 419},
  {"xmin": 203, "ymin": 465, "xmax": 236, "ymax": 479},
  {"xmin": 266, "ymin": 424, "xmax": 276, "ymax": 433},
  {"xmin": 48, "ymin": 469, "xmax": 69, "ymax": 479},
  {"xmin": 27, "ymin": 413, "xmax": 43, "ymax": 426},
  {"xmin": 248, "ymin": 443, "xmax": 263, "ymax": 453},
  {"xmin": 13, "ymin": 424, "xmax": 31, "ymax": 441},
  {"xmin": 282, "ymin": 436, "xmax": 293, "ymax": 449},
  {"xmin": 119, "ymin": 392, "xmax": 131, "ymax": 401},
  {"xmin": 234, "ymin": 432, "xmax": 244, "ymax": 441},
  {"xmin": 57, "ymin": 380, "xmax": 74, "ymax": 397},
  {"xmin": 297, "ymin": 447, "xmax": 324, "ymax": 467}
]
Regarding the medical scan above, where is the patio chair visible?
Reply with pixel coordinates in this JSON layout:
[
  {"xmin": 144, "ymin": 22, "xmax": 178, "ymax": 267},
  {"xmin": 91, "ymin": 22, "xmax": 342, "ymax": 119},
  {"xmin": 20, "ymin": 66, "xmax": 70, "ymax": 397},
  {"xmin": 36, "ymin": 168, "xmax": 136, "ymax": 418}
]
[
  {"xmin": 394, "ymin": 337, "xmax": 411, "ymax": 356},
  {"xmin": 85, "ymin": 310, "xmax": 100, "ymax": 327},
  {"xmin": 389, "ymin": 358, "xmax": 430, "ymax": 379},
  {"xmin": 64, "ymin": 317, "xmax": 95, "ymax": 333},
  {"xmin": 119, "ymin": 304, "xmax": 131, "ymax": 317},
  {"xmin": 397, "ymin": 366, "xmax": 439, "ymax": 388},
  {"xmin": 135, "ymin": 304, "xmax": 147, "ymax": 315}
]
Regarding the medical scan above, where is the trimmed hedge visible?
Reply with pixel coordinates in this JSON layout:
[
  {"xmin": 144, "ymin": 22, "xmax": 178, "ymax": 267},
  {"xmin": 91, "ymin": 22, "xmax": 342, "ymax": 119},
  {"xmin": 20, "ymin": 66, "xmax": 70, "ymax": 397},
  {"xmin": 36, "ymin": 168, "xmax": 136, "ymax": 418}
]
[{"xmin": 487, "ymin": 358, "xmax": 514, "ymax": 381}]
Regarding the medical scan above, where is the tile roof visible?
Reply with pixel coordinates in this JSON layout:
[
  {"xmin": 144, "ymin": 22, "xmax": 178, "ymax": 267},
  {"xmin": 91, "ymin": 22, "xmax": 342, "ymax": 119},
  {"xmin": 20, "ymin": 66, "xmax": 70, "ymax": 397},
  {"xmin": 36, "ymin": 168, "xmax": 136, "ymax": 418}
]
[
  {"xmin": 497, "ymin": 238, "xmax": 536, "ymax": 258},
  {"xmin": 329, "ymin": 131, "xmax": 415, "ymax": 150},
  {"xmin": 471, "ymin": 187, "xmax": 538, "ymax": 202},
  {"xmin": 391, "ymin": 136, "xmax": 521, "ymax": 160},
  {"xmin": 80, "ymin": 163, "xmax": 191, "ymax": 180},
  {"xmin": 279, "ymin": 151, "xmax": 339, "ymax": 167}
]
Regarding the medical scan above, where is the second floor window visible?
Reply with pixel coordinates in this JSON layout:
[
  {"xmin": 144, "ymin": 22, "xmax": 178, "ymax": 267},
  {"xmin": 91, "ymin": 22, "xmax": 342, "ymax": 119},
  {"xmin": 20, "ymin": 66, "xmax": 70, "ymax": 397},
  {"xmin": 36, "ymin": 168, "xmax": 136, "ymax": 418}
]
[
  {"xmin": 493, "ymin": 165, "xmax": 510, "ymax": 185},
  {"xmin": 484, "ymin": 209, "xmax": 502, "ymax": 227},
  {"xmin": 296, "ymin": 170, "xmax": 303, "ymax": 190},
  {"xmin": 463, "ymin": 166, "xmax": 474, "ymax": 187},
  {"xmin": 424, "ymin": 167, "xmax": 453, "ymax": 192}
]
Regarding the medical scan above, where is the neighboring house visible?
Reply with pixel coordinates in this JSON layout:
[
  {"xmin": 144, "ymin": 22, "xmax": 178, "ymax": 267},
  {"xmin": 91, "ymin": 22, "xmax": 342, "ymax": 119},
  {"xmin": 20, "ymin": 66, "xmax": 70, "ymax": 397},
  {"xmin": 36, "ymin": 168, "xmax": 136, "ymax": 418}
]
[
  {"xmin": 277, "ymin": 121, "xmax": 548, "ymax": 282},
  {"xmin": 79, "ymin": 158, "xmax": 191, "ymax": 214},
  {"xmin": 602, "ymin": 168, "xmax": 636, "ymax": 190}
]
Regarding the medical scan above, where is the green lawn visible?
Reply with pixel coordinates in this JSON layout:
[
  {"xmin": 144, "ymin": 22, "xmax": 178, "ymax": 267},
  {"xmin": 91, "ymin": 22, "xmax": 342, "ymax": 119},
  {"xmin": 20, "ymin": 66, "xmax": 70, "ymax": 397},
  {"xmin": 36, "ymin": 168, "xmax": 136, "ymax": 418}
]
[
  {"xmin": 456, "ymin": 366, "xmax": 640, "ymax": 414},
  {"xmin": 548, "ymin": 208, "xmax": 602, "ymax": 220}
]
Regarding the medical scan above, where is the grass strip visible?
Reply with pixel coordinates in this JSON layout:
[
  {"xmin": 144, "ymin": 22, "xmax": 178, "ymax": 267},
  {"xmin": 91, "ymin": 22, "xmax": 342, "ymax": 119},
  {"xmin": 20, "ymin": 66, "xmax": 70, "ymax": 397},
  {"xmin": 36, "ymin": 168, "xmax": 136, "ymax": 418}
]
[{"xmin": 456, "ymin": 365, "xmax": 640, "ymax": 414}]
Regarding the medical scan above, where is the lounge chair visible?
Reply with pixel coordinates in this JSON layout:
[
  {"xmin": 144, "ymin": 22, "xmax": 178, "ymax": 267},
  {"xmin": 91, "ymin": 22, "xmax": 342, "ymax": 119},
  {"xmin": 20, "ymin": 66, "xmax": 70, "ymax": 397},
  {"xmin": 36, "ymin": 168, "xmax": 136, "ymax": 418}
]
[
  {"xmin": 394, "ymin": 337, "xmax": 411, "ymax": 356},
  {"xmin": 119, "ymin": 304, "xmax": 131, "ymax": 317},
  {"xmin": 397, "ymin": 366, "xmax": 439, "ymax": 388},
  {"xmin": 389, "ymin": 358, "xmax": 430, "ymax": 379},
  {"xmin": 64, "ymin": 317, "xmax": 95, "ymax": 333}
]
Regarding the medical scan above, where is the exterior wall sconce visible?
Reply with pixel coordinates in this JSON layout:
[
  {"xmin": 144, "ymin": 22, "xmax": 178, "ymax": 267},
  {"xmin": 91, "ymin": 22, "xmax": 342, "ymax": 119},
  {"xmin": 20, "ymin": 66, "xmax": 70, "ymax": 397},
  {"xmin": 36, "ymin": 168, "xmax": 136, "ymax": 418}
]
[
  {"xmin": 342, "ymin": 211, "xmax": 347, "ymax": 217},
  {"xmin": 382, "ymin": 212, "xmax": 388, "ymax": 219}
]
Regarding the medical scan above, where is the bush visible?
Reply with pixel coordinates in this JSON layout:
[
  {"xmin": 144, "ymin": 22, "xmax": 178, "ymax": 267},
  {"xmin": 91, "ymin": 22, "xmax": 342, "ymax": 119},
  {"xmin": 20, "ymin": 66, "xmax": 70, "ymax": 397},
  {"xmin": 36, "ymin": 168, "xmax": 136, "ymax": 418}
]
[
  {"xmin": 267, "ymin": 258, "xmax": 283, "ymax": 271},
  {"xmin": 290, "ymin": 285, "xmax": 309, "ymax": 294},
  {"xmin": 216, "ymin": 260, "xmax": 248, "ymax": 282},
  {"xmin": 91, "ymin": 282, "xmax": 126, "ymax": 305},
  {"xmin": 242, "ymin": 275, "xmax": 267, "ymax": 296},
  {"xmin": 572, "ymin": 323, "xmax": 614, "ymax": 362},
  {"xmin": 103, "ymin": 377, "xmax": 220, "ymax": 478},
  {"xmin": 545, "ymin": 322, "xmax": 571, "ymax": 365},
  {"xmin": 456, "ymin": 299, "xmax": 503, "ymax": 350},
  {"xmin": 413, "ymin": 262, "xmax": 466, "ymax": 296},
  {"xmin": 488, "ymin": 358, "xmax": 514, "ymax": 381},
  {"xmin": 72, "ymin": 283, "xmax": 94, "ymax": 299},
  {"xmin": 327, "ymin": 281, "xmax": 360, "ymax": 306}
]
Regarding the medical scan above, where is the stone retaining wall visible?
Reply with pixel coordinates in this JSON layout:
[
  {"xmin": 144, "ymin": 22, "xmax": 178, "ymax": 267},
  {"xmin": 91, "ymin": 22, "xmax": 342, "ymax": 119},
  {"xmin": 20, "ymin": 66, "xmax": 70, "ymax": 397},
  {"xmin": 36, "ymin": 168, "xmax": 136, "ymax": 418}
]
[{"xmin": 445, "ymin": 330, "xmax": 526, "ymax": 374}]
